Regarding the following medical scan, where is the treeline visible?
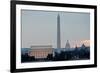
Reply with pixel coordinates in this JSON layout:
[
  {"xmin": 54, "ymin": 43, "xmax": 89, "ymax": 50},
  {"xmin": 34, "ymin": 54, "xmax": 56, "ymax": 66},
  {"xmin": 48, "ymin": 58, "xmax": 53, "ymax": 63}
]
[
  {"xmin": 21, "ymin": 47, "xmax": 90, "ymax": 63},
  {"xmin": 21, "ymin": 53, "xmax": 35, "ymax": 62},
  {"xmin": 53, "ymin": 47, "xmax": 90, "ymax": 61}
]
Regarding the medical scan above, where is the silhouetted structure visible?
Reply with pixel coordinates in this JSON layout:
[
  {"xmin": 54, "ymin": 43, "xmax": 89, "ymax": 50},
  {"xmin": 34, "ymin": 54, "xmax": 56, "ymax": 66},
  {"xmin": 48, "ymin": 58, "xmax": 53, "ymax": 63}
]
[
  {"xmin": 57, "ymin": 14, "xmax": 61, "ymax": 48},
  {"xmin": 65, "ymin": 40, "xmax": 70, "ymax": 49}
]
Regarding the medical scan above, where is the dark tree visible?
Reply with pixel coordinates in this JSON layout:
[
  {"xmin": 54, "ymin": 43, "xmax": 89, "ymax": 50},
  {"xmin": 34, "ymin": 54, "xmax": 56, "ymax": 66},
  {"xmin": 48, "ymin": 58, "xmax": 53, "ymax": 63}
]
[{"xmin": 47, "ymin": 54, "xmax": 53, "ymax": 60}]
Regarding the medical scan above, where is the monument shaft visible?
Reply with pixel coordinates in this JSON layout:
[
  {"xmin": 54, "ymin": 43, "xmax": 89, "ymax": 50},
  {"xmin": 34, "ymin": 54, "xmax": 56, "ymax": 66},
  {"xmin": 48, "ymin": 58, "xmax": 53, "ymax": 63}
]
[{"xmin": 57, "ymin": 14, "xmax": 61, "ymax": 48}]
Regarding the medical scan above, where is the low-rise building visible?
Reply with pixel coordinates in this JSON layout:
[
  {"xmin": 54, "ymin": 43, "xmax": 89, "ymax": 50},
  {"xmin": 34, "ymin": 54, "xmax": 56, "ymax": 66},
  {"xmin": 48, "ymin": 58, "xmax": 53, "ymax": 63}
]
[{"xmin": 28, "ymin": 45, "xmax": 53, "ymax": 59}]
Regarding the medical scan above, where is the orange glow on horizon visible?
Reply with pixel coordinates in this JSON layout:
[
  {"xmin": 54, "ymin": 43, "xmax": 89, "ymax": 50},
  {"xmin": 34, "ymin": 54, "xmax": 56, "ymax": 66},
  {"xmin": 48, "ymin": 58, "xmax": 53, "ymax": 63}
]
[{"xmin": 70, "ymin": 40, "xmax": 90, "ymax": 48}]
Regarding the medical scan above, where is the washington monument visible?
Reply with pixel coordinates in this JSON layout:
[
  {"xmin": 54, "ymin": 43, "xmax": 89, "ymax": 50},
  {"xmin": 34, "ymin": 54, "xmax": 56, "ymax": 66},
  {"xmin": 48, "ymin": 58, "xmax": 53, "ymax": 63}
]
[{"xmin": 57, "ymin": 14, "xmax": 61, "ymax": 48}]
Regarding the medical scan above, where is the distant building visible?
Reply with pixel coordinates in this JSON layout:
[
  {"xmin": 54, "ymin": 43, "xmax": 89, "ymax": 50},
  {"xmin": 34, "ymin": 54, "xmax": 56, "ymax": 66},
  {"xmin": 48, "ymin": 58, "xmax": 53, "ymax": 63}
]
[
  {"xmin": 81, "ymin": 44, "xmax": 86, "ymax": 49},
  {"xmin": 28, "ymin": 45, "xmax": 53, "ymax": 59},
  {"xmin": 65, "ymin": 40, "xmax": 70, "ymax": 49}
]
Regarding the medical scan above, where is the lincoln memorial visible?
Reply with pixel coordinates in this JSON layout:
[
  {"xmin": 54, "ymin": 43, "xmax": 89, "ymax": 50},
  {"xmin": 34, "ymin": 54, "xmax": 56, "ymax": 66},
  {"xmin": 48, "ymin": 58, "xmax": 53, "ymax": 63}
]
[{"xmin": 28, "ymin": 45, "xmax": 53, "ymax": 59}]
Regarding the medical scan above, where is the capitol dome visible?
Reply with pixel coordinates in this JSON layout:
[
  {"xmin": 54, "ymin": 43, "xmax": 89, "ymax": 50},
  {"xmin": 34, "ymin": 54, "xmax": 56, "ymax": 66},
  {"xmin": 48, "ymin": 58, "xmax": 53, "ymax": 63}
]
[{"xmin": 65, "ymin": 40, "xmax": 70, "ymax": 49}]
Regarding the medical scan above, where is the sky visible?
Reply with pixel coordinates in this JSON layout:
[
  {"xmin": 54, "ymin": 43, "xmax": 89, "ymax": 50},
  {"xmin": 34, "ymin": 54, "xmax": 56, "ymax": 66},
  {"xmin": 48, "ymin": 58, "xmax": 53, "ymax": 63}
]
[{"xmin": 21, "ymin": 10, "xmax": 90, "ymax": 48}]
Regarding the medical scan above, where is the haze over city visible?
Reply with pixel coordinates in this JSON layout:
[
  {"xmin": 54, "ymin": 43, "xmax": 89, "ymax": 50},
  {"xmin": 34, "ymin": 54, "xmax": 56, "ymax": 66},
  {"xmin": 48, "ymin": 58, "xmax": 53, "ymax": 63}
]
[{"xmin": 21, "ymin": 10, "xmax": 90, "ymax": 48}]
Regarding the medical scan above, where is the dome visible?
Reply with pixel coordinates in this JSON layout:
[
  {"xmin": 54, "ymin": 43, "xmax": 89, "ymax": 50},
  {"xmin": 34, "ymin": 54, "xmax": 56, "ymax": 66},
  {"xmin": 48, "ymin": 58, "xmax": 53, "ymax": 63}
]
[{"xmin": 65, "ymin": 40, "xmax": 70, "ymax": 49}]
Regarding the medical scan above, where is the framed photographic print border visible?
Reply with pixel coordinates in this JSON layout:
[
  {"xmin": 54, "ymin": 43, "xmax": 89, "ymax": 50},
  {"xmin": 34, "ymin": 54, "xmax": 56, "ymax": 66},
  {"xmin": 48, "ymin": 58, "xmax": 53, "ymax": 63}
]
[{"xmin": 10, "ymin": 0, "xmax": 97, "ymax": 73}]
